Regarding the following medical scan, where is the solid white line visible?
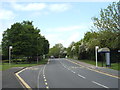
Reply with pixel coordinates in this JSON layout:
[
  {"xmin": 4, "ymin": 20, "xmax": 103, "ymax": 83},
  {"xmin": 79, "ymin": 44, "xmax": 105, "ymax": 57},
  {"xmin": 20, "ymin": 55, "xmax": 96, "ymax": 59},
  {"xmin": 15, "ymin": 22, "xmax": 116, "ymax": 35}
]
[
  {"xmin": 77, "ymin": 74, "xmax": 86, "ymax": 79},
  {"xmin": 43, "ymin": 65, "xmax": 46, "ymax": 75},
  {"xmin": 37, "ymin": 67, "xmax": 43, "ymax": 88},
  {"xmin": 92, "ymin": 81, "xmax": 109, "ymax": 88}
]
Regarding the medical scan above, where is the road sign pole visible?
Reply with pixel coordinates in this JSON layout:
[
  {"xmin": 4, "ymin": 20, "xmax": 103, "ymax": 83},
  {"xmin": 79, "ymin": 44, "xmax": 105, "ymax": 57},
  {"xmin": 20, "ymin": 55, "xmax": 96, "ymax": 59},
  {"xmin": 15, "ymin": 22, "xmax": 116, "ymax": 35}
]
[{"xmin": 95, "ymin": 46, "xmax": 99, "ymax": 67}]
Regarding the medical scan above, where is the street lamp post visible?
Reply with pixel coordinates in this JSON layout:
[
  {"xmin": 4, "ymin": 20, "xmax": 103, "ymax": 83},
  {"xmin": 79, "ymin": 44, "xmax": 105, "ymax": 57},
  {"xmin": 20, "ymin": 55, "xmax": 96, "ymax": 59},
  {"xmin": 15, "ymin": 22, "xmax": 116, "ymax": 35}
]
[
  {"xmin": 95, "ymin": 46, "xmax": 99, "ymax": 67},
  {"xmin": 37, "ymin": 37, "xmax": 39, "ymax": 64},
  {"xmin": 9, "ymin": 46, "xmax": 13, "ymax": 65}
]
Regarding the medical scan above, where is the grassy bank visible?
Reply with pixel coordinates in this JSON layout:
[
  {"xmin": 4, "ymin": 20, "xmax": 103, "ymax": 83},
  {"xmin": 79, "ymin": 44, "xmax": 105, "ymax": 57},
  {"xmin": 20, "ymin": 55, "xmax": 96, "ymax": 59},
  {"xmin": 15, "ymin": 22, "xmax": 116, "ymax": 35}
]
[
  {"xmin": 78, "ymin": 59, "xmax": 119, "ymax": 71},
  {"xmin": 1, "ymin": 59, "xmax": 48, "ymax": 71}
]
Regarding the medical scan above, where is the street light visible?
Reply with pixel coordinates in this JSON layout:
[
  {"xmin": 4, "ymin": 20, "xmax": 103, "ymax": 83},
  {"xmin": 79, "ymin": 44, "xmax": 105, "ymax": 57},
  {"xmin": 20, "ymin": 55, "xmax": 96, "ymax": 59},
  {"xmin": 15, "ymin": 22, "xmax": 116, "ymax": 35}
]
[
  {"xmin": 9, "ymin": 46, "xmax": 13, "ymax": 65},
  {"xmin": 95, "ymin": 46, "xmax": 99, "ymax": 67},
  {"xmin": 37, "ymin": 37, "xmax": 39, "ymax": 64}
]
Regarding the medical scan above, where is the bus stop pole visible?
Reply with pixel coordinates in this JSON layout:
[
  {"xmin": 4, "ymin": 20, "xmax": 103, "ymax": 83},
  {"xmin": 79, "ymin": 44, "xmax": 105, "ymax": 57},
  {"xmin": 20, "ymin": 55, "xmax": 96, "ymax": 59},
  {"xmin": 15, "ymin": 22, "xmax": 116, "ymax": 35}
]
[{"xmin": 95, "ymin": 46, "xmax": 99, "ymax": 67}]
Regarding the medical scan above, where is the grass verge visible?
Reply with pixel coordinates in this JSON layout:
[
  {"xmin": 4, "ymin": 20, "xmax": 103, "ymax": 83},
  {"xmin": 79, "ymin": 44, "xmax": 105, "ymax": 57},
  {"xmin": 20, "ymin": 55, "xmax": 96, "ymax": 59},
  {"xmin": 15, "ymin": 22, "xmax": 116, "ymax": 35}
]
[
  {"xmin": 1, "ymin": 59, "xmax": 48, "ymax": 71},
  {"xmin": 78, "ymin": 59, "xmax": 119, "ymax": 71}
]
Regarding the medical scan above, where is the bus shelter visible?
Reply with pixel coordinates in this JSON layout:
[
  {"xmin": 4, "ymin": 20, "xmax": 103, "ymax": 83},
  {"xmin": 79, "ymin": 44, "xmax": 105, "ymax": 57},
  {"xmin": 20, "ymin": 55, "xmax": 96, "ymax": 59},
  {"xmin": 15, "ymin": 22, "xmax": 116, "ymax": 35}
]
[{"xmin": 98, "ymin": 48, "xmax": 110, "ymax": 67}]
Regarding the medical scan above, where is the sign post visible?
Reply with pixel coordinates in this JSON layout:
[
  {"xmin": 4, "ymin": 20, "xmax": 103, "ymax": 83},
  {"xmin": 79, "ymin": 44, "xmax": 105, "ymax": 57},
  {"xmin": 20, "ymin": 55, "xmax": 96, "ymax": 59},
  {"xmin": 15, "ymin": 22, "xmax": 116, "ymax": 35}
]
[{"xmin": 95, "ymin": 46, "xmax": 99, "ymax": 67}]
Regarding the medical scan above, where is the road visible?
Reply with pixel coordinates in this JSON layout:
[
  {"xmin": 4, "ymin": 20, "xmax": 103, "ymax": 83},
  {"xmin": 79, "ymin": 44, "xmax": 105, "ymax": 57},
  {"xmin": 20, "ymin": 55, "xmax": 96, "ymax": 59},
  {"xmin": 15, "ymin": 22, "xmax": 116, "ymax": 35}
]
[{"xmin": 18, "ymin": 58, "xmax": 119, "ymax": 89}]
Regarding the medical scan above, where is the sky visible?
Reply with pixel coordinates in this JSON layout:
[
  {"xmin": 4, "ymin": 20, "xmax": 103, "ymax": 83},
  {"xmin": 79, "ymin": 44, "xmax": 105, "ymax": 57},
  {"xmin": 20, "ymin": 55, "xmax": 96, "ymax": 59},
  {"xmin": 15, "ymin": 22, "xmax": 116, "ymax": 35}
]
[{"xmin": 0, "ymin": 0, "xmax": 119, "ymax": 48}]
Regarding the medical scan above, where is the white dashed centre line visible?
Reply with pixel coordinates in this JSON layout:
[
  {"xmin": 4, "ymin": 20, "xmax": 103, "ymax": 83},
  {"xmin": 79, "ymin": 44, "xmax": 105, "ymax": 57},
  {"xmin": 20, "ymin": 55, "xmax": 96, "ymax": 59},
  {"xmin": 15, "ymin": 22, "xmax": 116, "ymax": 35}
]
[
  {"xmin": 71, "ymin": 70, "xmax": 76, "ymax": 73},
  {"xmin": 77, "ymin": 74, "xmax": 86, "ymax": 79},
  {"xmin": 92, "ymin": 81, "xmax": 109, "ymax": 88}
]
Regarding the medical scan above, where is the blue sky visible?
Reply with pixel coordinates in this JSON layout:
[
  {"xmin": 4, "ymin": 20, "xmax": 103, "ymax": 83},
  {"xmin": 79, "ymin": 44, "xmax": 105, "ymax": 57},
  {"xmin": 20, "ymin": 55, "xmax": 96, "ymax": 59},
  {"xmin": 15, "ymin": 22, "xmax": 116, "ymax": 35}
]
[{"xmin": 0, "ymin": 0, "xmax": 118, "ymax": 48}]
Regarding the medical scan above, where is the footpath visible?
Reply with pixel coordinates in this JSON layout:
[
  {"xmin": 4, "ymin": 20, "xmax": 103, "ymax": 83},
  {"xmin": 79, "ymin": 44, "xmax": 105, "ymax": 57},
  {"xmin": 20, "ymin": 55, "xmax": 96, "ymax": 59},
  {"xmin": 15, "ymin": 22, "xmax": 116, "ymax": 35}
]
[
  {"xmin": 2, "ymin": 67, "xmax": 25, "ymax": 89},
  {"xmin": 68, "ymin": 58, "xmax": 120, "ymax": 78}
]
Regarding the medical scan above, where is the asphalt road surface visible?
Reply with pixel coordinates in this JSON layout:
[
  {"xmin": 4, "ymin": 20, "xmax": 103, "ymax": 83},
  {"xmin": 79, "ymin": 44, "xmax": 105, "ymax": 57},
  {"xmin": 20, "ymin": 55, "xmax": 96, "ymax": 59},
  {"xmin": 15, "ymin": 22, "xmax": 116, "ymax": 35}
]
[{"xmin": 19, "ymin": 58, "xmax": 119, "ymax": 89}]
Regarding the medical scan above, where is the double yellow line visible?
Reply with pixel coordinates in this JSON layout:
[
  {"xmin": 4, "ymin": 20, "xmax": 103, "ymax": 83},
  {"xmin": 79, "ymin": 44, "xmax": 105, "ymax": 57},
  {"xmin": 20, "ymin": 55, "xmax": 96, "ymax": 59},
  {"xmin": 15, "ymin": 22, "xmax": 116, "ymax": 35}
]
[
  {"xmin": 15, "ymin": 68, "xmax": 32, "ymax": 90},
  {"xmin": 65, "ymin": 59, "xmax": 120, "ymax": 79}
]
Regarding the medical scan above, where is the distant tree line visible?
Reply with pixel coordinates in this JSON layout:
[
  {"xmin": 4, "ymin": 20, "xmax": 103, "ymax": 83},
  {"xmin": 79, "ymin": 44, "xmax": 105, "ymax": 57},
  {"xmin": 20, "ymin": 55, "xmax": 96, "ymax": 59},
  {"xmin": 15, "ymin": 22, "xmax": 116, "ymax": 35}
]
[
  {"xmin": 2, "ymin": 21, "xmax": 49, "ymax": 63},
  {"xmin": 48, "ymin": 43, "xmax": 67, "ymax": 58}
]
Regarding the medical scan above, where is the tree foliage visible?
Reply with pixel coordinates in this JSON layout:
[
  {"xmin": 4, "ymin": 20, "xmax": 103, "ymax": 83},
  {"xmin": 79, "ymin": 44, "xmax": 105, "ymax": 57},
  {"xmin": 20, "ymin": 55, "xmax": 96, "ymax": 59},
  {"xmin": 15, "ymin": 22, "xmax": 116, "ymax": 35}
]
[
  {"xmin": 67, "ymin": 2, "xmax": 120, "ymax": 62},
  {"xmin": 48, "ymin": 43, "xmax": 66, "ymax": 58},
  {"xmin": 2, "ymin": 21, "xmax": 49, "ymax": 61}
]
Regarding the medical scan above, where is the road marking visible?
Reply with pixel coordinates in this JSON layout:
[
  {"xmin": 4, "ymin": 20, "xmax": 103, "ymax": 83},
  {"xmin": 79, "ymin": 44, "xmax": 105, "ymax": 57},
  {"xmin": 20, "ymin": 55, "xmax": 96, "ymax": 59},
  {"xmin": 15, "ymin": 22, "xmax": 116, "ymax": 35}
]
[
  {"xmin": 59, "ymin": 60, "xmax": 68, "ymax": 69},
  {"xmin": 67, "ymin": 68, "xmax": 70, "ymax": 70},
  {"xmin": 92, "ymin": 81, "xmax": 109, "ymax": 88},
  {"xmin": 65, "ymin": 59, "xmax": 120, "ymax": 79},
  {"xmin": 46, "ymin": 86, "xmax": 49, "ymax": 89},
  {"xmin": 71, "ymin": 70, "xmax": 76, "ymax": 74},
  {"xmin": 77, "ymin": 74, "xmax": 86, "ymax": 79},
  {"xmin": 43, "ymin": 65, "xmax": 46, "ymax": 75},
  {"xmin": 47, "ymin": 61, "xmax": 49, "ymax": 64},
  {"xmin": 42, "ymin": 65, "xmax": 50, "ymax": 89},
  {"xmin": 15, "ymin": 68, "xmax": 32, "ymax": 89},
  {"xmin": 45, "ymin": 82, "xmax": 48, "ymax": 85},
  {"xmin": 37, "ymin": 67, "xmax": 43, "ymax": 88},
  {"xmin": 44, "ymin": 79, "xmax": 47, "ymax": 82}
]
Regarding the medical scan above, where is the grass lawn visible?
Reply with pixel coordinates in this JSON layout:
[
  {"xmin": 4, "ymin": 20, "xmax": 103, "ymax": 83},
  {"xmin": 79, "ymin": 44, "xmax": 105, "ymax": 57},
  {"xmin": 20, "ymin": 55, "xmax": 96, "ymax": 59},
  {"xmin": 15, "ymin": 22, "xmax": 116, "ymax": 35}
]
[
  {"xmin": 78, "ymin": 59, "xmax": 119, "ymax": 71},
  {"xmin": 1, "ymin": 59, "xmax": 48, "ymax": 71}
]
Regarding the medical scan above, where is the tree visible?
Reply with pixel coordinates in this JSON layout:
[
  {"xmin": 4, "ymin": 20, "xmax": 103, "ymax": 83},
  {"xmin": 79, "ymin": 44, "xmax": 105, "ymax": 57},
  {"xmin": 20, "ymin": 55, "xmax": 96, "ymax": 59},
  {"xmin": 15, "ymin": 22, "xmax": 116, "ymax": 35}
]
[
  {"xmin": 2, "ymin": 21, "xmax": 49, "ymax": 62},
  {"xmin": 92, "ymin": 2, "xmax": 120, "ymax": 49},
  {"xmin": 67, "ymin": 42, "xmax": 75, "ymax": 58},
  {"xmin": 49, "ymin": 43, "xmax": 65, "ymax": 58},
  {"xmin": 92, "ymin": 2, "xmax": 119, "ymax": 32},
  {"xmin": 66, "ymin": 2, "xmax": 119, "ymax": 62}
]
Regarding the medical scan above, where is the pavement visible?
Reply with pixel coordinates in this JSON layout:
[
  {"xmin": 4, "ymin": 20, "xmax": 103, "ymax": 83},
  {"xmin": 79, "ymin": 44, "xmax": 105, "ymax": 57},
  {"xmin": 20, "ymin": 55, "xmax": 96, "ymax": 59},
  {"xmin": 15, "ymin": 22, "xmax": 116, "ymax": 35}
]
[
  {"xmin": 2, "ymin": 67, "xmax": 25, "ymax": 89},
  {"xmin": 18, "ymin": 58, "xmax": 119, "ymax": 89},
  {"xmin": 68, "ymin": 58, "xmax": 120, "ymax": 78}
]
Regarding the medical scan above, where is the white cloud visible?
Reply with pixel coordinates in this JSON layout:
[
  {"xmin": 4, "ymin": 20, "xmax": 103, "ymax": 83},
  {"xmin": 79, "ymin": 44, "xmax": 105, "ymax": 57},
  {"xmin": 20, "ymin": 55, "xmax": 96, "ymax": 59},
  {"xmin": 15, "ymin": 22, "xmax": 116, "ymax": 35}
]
[
  {"xmin": 12, "ymin": 2, "xmax": 47, "ymax": 11},
  {"xmin": 45, "ymin": 31, "xmax": 82, "ymax": 48},
  {"xmin": 64, "ymin": 32, "xmax": 81, "ymax": 47},
  {"xmin": 49, "ymin": 3, "xmax": 71, "ymax": 12},
  {"xmin": 11, "ymin": 3, "xmax": 71, "ymax": 13},
  {"xmin": 43, "ymin": 25, "xmax": 87, "ymax": 48},
  {"xmin": 0, "ymin": 9, "xmax": 15, "ymax": 20},
  {"xmin": 67, "ymin": 32, "xmax": 80, "ymax": 42}
]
